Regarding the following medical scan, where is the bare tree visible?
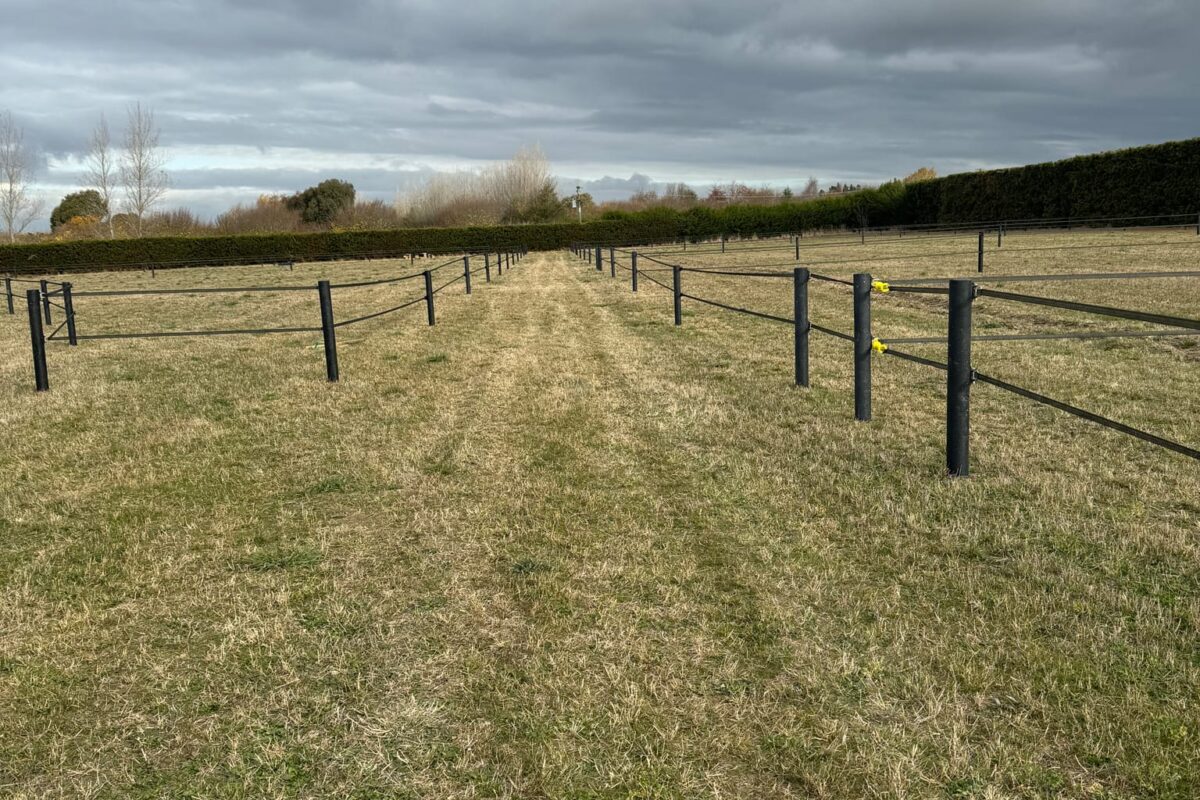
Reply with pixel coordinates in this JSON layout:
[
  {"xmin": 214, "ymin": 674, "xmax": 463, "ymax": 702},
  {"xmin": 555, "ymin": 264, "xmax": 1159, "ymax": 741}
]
[
  {"xmin": 86, "ymin": 114, "xmax": 117, "ymax": 237},
  {"xmin": 398, "ymin": 145, "xmax": 560, "ymax": 227},
  {"xmin": 0, "ymin": 110, "xmax": 44, "ymax": 243},
  {"xmin": 120, "ymin": 102, "xmax": 169, "ymax": 236}
]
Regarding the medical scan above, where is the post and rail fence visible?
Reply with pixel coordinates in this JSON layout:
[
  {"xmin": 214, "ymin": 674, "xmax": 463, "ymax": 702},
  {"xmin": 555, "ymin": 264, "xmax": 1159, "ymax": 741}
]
[{"xmin": 574, "ymin": 238, "xmax": 1200, "ymax": 475}]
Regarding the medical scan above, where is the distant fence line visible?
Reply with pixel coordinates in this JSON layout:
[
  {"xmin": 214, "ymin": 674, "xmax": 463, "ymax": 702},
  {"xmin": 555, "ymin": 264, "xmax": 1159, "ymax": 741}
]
[
  {"xmin": 569, "ymin": 228, "xmax": 1200, "ymax": 475},
  {"xmin": 11, "ymin": 250, "xmax": 527, "ymax": 392}
]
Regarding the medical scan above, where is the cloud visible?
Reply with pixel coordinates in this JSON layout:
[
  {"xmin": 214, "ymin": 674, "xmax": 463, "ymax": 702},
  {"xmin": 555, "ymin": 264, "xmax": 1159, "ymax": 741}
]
[{"xmin": 3, "ymin": 0, "xmax": 1197, "ymax": 227}]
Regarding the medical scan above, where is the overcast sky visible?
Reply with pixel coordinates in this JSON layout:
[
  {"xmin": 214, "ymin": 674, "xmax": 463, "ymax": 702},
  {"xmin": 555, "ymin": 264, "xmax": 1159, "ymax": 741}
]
[{"xmin": 4, "ymin": 0, "xmax": 1198, "ymax": 224}]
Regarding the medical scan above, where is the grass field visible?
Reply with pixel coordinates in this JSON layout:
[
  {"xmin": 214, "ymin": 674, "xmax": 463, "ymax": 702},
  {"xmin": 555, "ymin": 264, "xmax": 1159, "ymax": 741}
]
[{"xmin": 1, "ymin": 232, "xmax": 1198, "ymax": 798}]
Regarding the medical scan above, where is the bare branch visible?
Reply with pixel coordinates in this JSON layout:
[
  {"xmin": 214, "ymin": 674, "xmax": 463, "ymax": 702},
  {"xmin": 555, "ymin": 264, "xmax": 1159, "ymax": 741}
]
[
  {"xmin": 87, "ymin": 114, "xmax": 117, "ymax": 237},
  {"xmin": 0, "ymin": 110, "xmax": 44, "ymax": 243},
  {"xmin": 120, "ymin": 102, "xmax": 169, "ymax": 237}
]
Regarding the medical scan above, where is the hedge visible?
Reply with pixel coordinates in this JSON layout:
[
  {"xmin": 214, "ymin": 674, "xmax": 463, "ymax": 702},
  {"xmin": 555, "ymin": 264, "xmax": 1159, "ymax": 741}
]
[
  {"xmin": 3, "ymin": 136, "xmax": 1196, "ymax": 274},
  {"xmin": 0, "ymin": 189, "xmax": 897, "ymax": 275},
  {"xmin": 900, "ymin": 137, "xmax": 1200, "ymax": 224},
  {"xmin": 0, "ymin": 220, "xmax": 678, "ymax": 275}
]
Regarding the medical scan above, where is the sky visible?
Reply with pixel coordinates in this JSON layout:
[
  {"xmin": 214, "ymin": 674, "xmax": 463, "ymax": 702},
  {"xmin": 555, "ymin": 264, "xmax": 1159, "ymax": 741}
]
[{"xmin": 3, "ymin": 0, "xmax": 1198, "ymax": 227}]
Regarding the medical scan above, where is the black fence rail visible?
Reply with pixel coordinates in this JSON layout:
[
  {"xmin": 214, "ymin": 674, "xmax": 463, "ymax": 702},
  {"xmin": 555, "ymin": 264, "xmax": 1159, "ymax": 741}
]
[
  {"xmin": 568, "ymin": 215, "xmax": 1200, "ymax": 284},
  {"xmin": 568, "ymin": 242, "xmax": 1200, "ymax": 475},
  {"xmin": 571, "ymin": 210, "xmax": 1200, "ymax": 257},
  {"xmin": 15, "ymin": 250, "xmax": 527, "ymax": 392}
]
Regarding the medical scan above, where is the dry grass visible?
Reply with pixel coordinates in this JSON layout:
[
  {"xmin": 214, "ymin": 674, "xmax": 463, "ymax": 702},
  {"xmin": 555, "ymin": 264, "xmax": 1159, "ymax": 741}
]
[{"xmin": 0, "ymin": 235, "xmax": 1198, "ymax": 799}]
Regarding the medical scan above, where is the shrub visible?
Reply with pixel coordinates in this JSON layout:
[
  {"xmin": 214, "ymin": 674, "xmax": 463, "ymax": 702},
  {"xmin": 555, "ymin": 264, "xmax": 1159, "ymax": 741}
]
[
  {"xmin": 286, "ymin": 180, "xmax": 356, "ymax": 225},
  {"xmin": 50, "ymin": 190, "xmax": 107, "ymax": 231}
]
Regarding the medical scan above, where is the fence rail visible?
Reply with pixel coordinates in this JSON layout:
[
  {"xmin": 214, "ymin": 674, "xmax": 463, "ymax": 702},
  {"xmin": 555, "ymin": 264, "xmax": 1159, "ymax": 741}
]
[
  {"xmin": 569, "ymin": 238, "xmax": 1199, "ymax": 475},
  {"xmin": 15, "ymin": 250, "xmax": 527, "ymax": 392}
]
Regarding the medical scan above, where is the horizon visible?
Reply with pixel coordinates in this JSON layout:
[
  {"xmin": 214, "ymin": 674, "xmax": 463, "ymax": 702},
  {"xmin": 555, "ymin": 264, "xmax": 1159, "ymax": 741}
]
[{"xmin": 3, "ymin": 1, "xmax": 1198, "ymax": 228}]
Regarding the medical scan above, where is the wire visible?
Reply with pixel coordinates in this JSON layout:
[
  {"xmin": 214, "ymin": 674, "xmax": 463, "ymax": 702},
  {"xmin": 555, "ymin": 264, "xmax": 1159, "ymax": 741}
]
[
  {"xmin": 637, "ymin": 272, "xmax": 674, "ymax": 292},
  {"xmin": 810, "ymin": 273, "xmax": 854, "ymax": 286},
  {"xmin": 328, "ymin": 273, "xmax": 425, "ymax": 289},
  {"xmin": 679, "ymin": 292, "xmax": 793, "ymax": 324},
  {"xmin": 432, "ymin": 274, "xmax": 464, "ymax": 294},
  {"xmin": 73, "ymin": 326, "xmax": 321, "ymax": 340},
  {"xmin": 978, "ymin": 288, "xmax": 1200, "ymax": 330},
  {"xmin": 334, "ymin": 296, "xmax": 426, "ymax": 327},
  {"xmin": 811, "ymin": 323, "xmax": 853, "ymax": 341},
  {"xmin": 974, "ymin": 371, "xmax": 1200, "ymax": 461},
  {"xmin": 72, "ymin": 285, "xmax": 312, "ymax": 297},
  {"xmin": 889, "ymin": 269, "xmax": 1200, "ymax": 286},
  {"xmin": 882, "ymin": 329, "xmax": 1200, "ymax": 345},
  {"xmin": 676, "ymin": 267, "xmax": 794, "ymax": 278},
  {"xmin": 881, "ymin": 347, "xmax": 948, "ymax": 371}
]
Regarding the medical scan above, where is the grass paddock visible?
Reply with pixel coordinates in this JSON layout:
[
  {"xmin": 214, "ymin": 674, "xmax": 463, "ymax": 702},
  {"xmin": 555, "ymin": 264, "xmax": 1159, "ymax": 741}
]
[{"xmin": 1, "ymin": 234, "xmax": 1198, "ymax": 798}]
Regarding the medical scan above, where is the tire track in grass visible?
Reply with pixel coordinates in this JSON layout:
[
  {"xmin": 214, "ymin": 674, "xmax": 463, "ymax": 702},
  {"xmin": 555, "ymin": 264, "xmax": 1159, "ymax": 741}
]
[{"xmin": 422, "ymin": 252, "xmax": 802, "ymax": 797}]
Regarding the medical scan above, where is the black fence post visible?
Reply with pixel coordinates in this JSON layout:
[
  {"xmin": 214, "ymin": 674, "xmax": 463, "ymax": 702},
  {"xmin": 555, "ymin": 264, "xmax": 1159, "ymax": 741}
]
[
  {"xmin": 610, "ymin": 248, "xmax": 615, "ymax": 278},
  {"xmin": 485, "ymin": 253, "xmax": 491, "ymax": 282},
  {"xmin": 997, "ymin": 225, "xmax": 1003, "ymax": 248},
  {"xmin": 63, "ymin": 282, "xmax": 77, "ymax": 346},
  {"xmin": 672, "ymin": 266, "xmax": 682, "ymax": 326},
  {"xmin": 947, "ymin": 279, "xmax": 974, "ymax": 477},
  {"xmin": 595, "ymin": 245, "xmax": 602, "ymax": 271},
  {"xmin": 497, "ymin": 252, "xmax": 503, "ymax": 277},
  {"xmin": 40, "ymin": 280, "xmax": 51, "ymax": 325},
  {"xmin": 5, "ymin": 276, "xmax": 12, "ymax": 314},
  {"xmin": 317, "ymin": 280, "xmax": 339, "ymax": 382},
  {"xmin": 721, "ymin": 235, "xmax": 726, "ymax": 253},
  {"xmin": 463, "ymin": 256, "xmax": 472, "ymax": 294},
  {"xmin": 631, "ymin": 251, "xmax": 639, "ymax": 292},
  {"xmin": 795, "ymin": 238, "xmax": 800, "ymax": 261},
  {"xmin": 793, "ymin": 268, "xmax": 809, "ymax": 387},
  {"xmin": 26, "ymin": 290, "xmax": 49, "ymax": 392},
  {"xmin": 977, "ymin": 231, "xmax": 984, "ymax": 273},
  {"xmin": 853, "ymin": 272, "xmax": 872, "ymax": 421},
  {"xmin": 423, "ymin": 270, "xmax": 435, "ymax": 326}
]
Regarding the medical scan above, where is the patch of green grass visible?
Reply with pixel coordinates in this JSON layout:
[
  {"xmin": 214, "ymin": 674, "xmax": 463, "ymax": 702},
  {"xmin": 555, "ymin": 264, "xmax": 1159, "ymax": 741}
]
[
  {"xmin": 239, "ymin": 546, "xmax": 324, "ymax": 572},
  {"xmin": 0, "ymin": 243, "xmax": 1197, "ymax": 797}
]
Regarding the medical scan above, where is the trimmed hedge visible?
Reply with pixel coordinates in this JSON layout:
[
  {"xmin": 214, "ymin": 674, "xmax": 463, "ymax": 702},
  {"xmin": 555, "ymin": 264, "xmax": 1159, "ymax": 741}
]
[
  {"xmin": 0, "ymin": 220, "xmax": 677, "ymax": 275},
  {"xmin": 3, "ymin": 136, "xmax": 1196, "ymax": 274},
  {"xmin": 901, "ymin": 137, "xmax": 1200, "ymax": 224},
  {"xmin": 0, "ymin": 190, "xmax": 897, "ymax": 275}
]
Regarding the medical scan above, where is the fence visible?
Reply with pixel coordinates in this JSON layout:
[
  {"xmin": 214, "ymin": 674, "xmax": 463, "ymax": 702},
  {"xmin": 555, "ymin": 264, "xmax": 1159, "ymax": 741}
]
[
  {"xmin": 569, "ymin": 210, "xmax": 1200, "ymax": 252},
  {"xmin": 12, "ymin": 249, "xmax": 526, "ymax": 392},
  {"xmin": 569, "ymin": 237, "xmax": 1200, "ymax": 475}
]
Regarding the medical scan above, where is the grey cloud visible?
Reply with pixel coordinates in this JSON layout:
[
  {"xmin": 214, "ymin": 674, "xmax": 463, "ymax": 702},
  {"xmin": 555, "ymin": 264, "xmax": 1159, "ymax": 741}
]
[{"xmin": 4, "ymin": 0, "xmax": 1198, "ymax": 229}]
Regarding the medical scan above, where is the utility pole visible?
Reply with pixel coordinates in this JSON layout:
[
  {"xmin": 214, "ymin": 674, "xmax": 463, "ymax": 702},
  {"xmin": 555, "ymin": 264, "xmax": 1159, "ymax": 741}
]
[{"xmin": 575, "ymin": 184, "xmax": 582, "ymax": 222}]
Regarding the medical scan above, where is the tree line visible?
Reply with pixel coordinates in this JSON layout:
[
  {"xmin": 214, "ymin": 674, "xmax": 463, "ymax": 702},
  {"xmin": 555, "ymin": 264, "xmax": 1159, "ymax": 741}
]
[
  {"xmin": 1, "ymin": 103, "xmax": 940, "ymax": 243},
  {"xmin": 1, "ymin": 104, "xmax": 169, "ymax": 243}
]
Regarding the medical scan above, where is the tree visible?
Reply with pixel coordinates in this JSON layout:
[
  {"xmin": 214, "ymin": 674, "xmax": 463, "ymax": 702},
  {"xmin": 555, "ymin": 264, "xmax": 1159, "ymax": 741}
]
[
  {"xmin": 86, "ymin": 114, "xmax": 117, "ymax": 237},
  {"xmin": 800, "ymin": 177, "xmax": 820, "ymax": 198},
  {"xmin": 286, "ymin": 179, "xmax": 356, "ymax": 225},
  {"xmin": 662, "ymin": 183, "xmax": 698, "ymax": 209},
  {"xmin": 904, "ymin": 166, "xmax": 938, "ymax": 183},
  {"xmin": 503, "ymin": 180, "xmax": 561, "ymax": 223},
  {"xmin": 120, "ymin": 102, "xmax": 169, "ymax": 236},
  {"xmin": 561, "ymin": 191, "xmax": 595, "ymax": 219},
  {"xmin": 0, "ymin": 110, "xmax": 43, "ymax": 243},
  {"xmin": 50, "ymin": 190, "xmax": 107, "ymax": 230},
  {"xmin": 781, "ymin": 186, "xmax": 794, "ymax": 199}
]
